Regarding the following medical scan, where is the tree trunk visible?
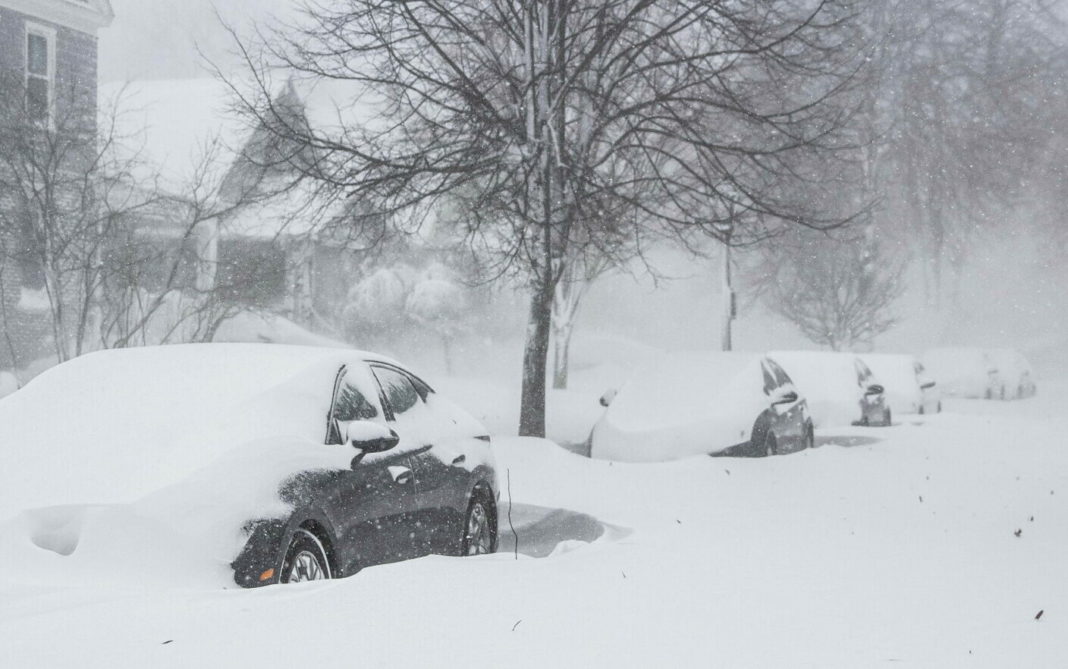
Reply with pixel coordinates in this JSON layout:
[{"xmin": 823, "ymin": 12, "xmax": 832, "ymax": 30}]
[
  {"xmin": 442, "ymin": 333, "xmax": 453, "ymax": 376},
  {"xmin": 519, "ymin": 278, "xmax": 554, "ymax": 437},
  {"xmin": 551, "ymin": 322, "xmax": 572, "ymax": 390}
]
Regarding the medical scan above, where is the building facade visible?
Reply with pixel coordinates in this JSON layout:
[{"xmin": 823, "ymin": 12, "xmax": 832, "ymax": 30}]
[{"xmin": 0, "ymin": 0, "xmax": 113, "ymax": 370}]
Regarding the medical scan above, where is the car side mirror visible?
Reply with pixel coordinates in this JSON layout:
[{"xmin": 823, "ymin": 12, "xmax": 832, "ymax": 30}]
[
  {"xmin": 920, "ymin": 380, "xmax": 936, "ymax": 390},
  {"xmin": 599, "ymin": 388, "xmax": 618, "ymax": 408},
  {"xmin": 771, "ymin": 390, "xmax": 799, "ymax": 406},
  {"xmin": 345, "ymin": 421, "xmax": 400, "ymax": 453},
  {"xmin": 865, "ymin": 384, "xmax": 884, "ymax": 396}
]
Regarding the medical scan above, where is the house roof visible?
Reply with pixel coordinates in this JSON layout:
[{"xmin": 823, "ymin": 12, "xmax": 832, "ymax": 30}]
[
  {"xmin": 0, "ymin": 0, "xmax": 114, "ymax": 33},
  {"xmin": 101, "ymin": 77, "xmax": 379, "ymax": 241}
]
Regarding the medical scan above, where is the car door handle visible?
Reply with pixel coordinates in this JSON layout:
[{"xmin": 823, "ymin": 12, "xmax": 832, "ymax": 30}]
[
  {"xmin": 387, "ymin": 465, "xmax": 413, "ymax": 485},
  {"xmin": 451, "ymin": 454, "xmax": 466, "ymax": 466}
]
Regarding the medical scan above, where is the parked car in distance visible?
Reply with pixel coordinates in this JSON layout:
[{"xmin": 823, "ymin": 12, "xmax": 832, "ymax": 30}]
[
  {"xmin": 860, "ymin": 354, "xmax": 941, "ymax": 416},
  {"xmin": 590, "ymin": 352, "xmax": 814, "ymax": 461},
  {"xmin": 988, "ymin": 348, "xmax": 1037, "ymax": 400},
  {"xmin": 0, "ymin": 345, "xmax": 498, "ymax": 588},
  {"xmin": 769, "ymin": 351, "xmax": 891, "ymax": 428},
  {"xmin": 922, "ymin": 347, "xmax": 1000, "ymax": 399}
]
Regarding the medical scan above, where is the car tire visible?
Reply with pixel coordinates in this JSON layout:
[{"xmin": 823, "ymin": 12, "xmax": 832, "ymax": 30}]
[
  {"xmin": 883, "ymin": 408, "xmax": 892, "ymax": 426},
  {"xmin": 461, "ymin": 493, "xmax": 497, "ymax": 556},
  {"xmin": 804, "ymin": 426, "xmax": 815, "ymax": 451},
  {"xmin": 918, "ymin": 405, "xmax": 925, "ymax": 415},
  {"xmin": 280, "ymin": 528, "xmax": 332, "ymax": 584},
  {"xmin": 937, "ymin": 401, "xmax": 943, "ymax": 413},
  {"xmin": 763, "ymin": 432, "xmax": 778, "ymax": 457}
]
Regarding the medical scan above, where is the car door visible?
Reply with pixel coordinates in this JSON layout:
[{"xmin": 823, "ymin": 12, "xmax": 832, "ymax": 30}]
[
  {"xmin": 370, "ymin": 364, "xmax": 468, "ymax": 556},
  {"xmin": 326, "ymin": 364, "xmax": 421, "ymax": 571}
]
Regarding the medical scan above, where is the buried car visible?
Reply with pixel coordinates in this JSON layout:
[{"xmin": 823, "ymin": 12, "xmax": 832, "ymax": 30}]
[
  {"xmin": 988, "ymin": 348, "xmax": 1037, "ymax": 400},
  {"xmin": 770, "ymin": 351, "xmax": 891, "ymax": 428},
  {"xmin": 860, "ymin": 353, "xmax": 941, "ymax": 415},
  {"xmin": 0, "ymin": 344, "xmax": 498, "ymax": 587},
  {"xmin": 589, "ymin": 352, "xmax": 814, "ymax": 462},
  {"xmin": 922, "ymin": 347, "xmax": 1000, "ymax": 399}
]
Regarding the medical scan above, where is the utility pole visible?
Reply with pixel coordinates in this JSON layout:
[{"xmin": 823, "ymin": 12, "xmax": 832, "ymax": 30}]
[{"xmin": 713, "ymin": 210, "xmax": 735, "ymax": 351}]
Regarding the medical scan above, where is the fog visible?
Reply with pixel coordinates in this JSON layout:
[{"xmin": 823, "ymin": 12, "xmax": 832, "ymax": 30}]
[{"xmin": 96, "ymin": 0, "xmax": 1068, "ymax": 377}]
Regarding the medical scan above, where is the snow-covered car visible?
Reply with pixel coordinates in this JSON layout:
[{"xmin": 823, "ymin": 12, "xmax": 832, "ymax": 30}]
[
  {"xmin": 769, "ymin": 351, "xmax": 891, "ymax": 428},
  {"xmin": 589, "ymin": 352, "xmax": 814, "ymax": 461},
  {"xmin": 860, "ymin": 354, "xmax": 941, "ymax": 415},
  {"xmin": 0, "ymin": 344, "xmax": 498, "ymax": 587},
  {"xmin": 922, "ymin": 347, "xmax": 1000, "ymax": 399},
  {"xmin": 988, "ymin": 348, "xmax": 1037, "ymax": 400}
]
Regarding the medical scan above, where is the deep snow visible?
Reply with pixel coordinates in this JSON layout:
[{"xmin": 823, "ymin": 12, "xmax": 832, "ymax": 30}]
[{"xmin": 1, "ymin": 373, "xmax": 1066, "ymax": 667}]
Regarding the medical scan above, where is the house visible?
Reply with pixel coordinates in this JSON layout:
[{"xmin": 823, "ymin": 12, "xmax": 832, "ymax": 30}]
[
  {"xmin": 105, "ymin": 77, "xmax": 390, "ymax": 336},
  {"xmin": 0, "ymin": 0, "xmax": 114, "ymax": 369}
]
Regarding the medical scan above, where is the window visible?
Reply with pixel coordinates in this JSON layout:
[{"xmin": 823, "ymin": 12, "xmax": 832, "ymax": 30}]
[
  {"xmin": 766, "ymin": 359, "xmax": 793, "ymax": 389},
  {"xmin": 761, "ymin": 362, "xmax": 777, "ymax": 396},
  {"xmin": 372, "ymin": 366, "xmax": 421, "ymax": 417},
  {"xmin": 854, "ymin": 359, "xmax": 874, "ymax": 387},
  {"xmin": 327, "ymin": 369, "xmax": 380, "ymax": 444},
  {"xmin": 25, "ymin": 25, "xmax": 54, "ymax": 123},
  {"xmin": 332, "ymin": 377, "xmax": 379, "ymax": 423}
]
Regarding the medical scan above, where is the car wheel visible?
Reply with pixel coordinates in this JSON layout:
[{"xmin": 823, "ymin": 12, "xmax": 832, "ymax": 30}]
[
  {"xmin": 985, "ymin": 389, "xmax": 993, "ymax": 400},
  {"xmin": 918, "ymin": 405, "xmax": 925, "ymax": 415},
  {"xmin": 280, "ymin": 529, "xmax": 332, "ymax": 584},
  {"xmin": 937, "ymin": 401, "xmax": 943, "ymax": 413},
  {"xmin": 804, "ymin": 426, "xmax": 815, "ymax": 451},
  {"xmin": 883, "ymin": 408, "xmax": 892, "ymax": 426},
  {"xmin": 461, "ymin": 494, "xmax": 496, "ymax": 556},
  {"xmin": 763, "ymin": 432, "xmax": 778, "ymax": 457}
]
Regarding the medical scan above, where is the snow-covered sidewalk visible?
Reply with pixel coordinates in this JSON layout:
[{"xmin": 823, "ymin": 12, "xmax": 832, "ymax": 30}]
[{"xmin": 2, "ymin": 388, "xmax": 1067, "ymax": 667}]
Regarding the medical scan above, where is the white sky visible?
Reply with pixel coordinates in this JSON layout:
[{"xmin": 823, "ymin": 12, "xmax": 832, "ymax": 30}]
[{"xmin": 99, "ymin": 0, "xmax": 295, "ymax": 82}]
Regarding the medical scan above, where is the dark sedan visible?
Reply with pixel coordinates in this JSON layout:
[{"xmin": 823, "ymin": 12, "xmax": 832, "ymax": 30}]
[
  {"xmin": 0, "ymin": 345, "xmax": 498, "ymax": 588},
  {"xmin": 233, "ymin": 357, "xmax": 499, "ymax": 586}
]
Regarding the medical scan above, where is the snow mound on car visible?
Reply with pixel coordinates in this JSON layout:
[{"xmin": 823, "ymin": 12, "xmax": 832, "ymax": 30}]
[
  {"xmin": 861, "ymin": 353, "xmax": 922, "ymax": 415},
  {"xmin": 0, "ymin": 344, "xmax": 368, "ymax": 516},
  {"xmin": 590, "ymin": 352, "xmax": 767, "ymax": 462},
  {"xmin": 768, "ymin": 351, "xmax": 864, "ymax": 428}
]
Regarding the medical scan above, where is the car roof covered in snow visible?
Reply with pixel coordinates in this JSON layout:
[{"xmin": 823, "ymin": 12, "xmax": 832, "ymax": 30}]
[{"xmin": 0, "ymin": 344, "xmax": 408, "ymax": 515}]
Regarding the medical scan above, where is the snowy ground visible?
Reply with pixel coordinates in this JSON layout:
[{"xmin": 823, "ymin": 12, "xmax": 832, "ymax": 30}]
[{"xmin": 2, "ymin": 379, "xmax": 1067, "ymax": 667}]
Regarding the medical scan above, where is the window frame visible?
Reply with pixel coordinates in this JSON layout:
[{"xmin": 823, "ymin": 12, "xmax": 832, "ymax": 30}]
[{"xmin": 24, "ymin": 22, "xmax": 57, "ymax": 125}]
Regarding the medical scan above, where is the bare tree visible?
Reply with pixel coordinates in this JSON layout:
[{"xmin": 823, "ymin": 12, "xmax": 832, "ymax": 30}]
[
  {"xmin": 855, "ymin": 0, "xmax": 1066, "ymax": 303},
  {"xmin": 0, "ymin": 73, "xmax": 307, "ymax": 368},
  {"xmin": 551, "ymin": 251, "xmax": 611, "ymax": 390},
  {"xmin": 759, "ymin": 229, "xmax": 904, "ymax": 351},
  {"xmin": 227, "ymin": 0, "xmax": 867, "ymax": 436}
]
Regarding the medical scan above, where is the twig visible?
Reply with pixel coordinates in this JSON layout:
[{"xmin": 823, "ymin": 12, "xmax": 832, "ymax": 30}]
[{"xmin": 507, "ymin": 468, "xmax": 518, "ymax": 560}]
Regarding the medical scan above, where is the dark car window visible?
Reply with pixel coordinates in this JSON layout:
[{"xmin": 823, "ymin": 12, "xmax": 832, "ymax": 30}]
[
  {"xmin": 766, "ymin": 359, "xmax": 793, "ymax": 388},
  {"xmin": 854, "ymin": 359, "xmax": 873, "ymax": 386},
  {"xmin": 327, "ymin": 367, "xmax": 381, "ymax": 444},
  {"xmin": 761, "ymin": 362, "xmax": 777, "ymax": 395},
  {"xmin": 373, "ymin": 366, "xmax": 421, "ymax": 417},
  {"xmin": 333, "ymin": 378, "xmax": 379, "ymax": 422}
]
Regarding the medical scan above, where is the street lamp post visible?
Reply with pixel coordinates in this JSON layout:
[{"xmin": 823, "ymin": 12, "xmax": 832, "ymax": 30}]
[{"xmin": 713, "ymin": 214, "xmax": 734, "ymax": 352}]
